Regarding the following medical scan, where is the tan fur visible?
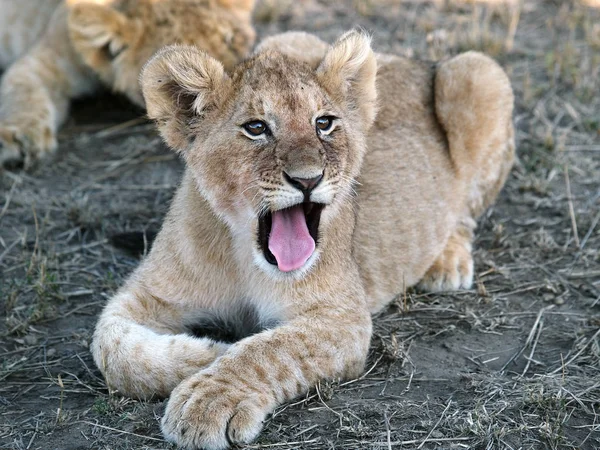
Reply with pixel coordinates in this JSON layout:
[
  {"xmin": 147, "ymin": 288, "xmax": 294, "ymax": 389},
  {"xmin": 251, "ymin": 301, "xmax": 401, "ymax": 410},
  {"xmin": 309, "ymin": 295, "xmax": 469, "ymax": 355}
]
[
  {"xmin": 0, "ymin": 0, "xmax": 255, "ymax": 167},
  {"xmin": 92, "ymin": 31, "xmax": 515, "ymax": 449}
]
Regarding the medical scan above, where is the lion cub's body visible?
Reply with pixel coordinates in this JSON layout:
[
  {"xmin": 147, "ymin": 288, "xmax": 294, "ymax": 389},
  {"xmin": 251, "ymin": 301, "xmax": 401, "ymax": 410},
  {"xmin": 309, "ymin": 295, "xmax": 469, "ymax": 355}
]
[
  {"xmin": 92, "ymin": 31, "xmax": 514, "ymax": 450},
  {"xmin": 356, "ymin": 52, "xmax": 514, "ymax": 306},
  {"xmin": 0, "ymin": 0, "xmax": 255, "ymax": 167}
]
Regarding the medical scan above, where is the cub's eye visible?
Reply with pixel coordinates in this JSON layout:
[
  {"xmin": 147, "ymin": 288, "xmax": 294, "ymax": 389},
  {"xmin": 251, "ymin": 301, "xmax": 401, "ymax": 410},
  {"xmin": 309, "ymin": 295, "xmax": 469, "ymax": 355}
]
[
  {"xmin": 101, "ymin": 42, "xmax": 127, "ymax": 61},
  {"xmin": 316, "ymin": 116, "xmax": 335, "ymax": 133},
  {"xmin": 243, "ymin": 120, "xmax": 268, "ymax": 136}
]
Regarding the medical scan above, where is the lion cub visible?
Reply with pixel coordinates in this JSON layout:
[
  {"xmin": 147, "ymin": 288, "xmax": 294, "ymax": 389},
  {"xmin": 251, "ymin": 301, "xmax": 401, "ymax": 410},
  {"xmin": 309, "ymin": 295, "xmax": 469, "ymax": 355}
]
[
  {"xmin": 0, "ymin": 0, "xmax": 255, "ymax": 167},
  {"xmin": 92, "ymin": 31, "xmax": 514, "ymax": 449}
]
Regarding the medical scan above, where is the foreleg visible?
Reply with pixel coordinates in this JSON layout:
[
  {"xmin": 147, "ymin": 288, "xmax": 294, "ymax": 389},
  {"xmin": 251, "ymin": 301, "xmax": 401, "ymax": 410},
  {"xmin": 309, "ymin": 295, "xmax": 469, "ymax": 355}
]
[
  {"xmin": 0, "ymin": 5, "xmax": 97, "ymax": 167},
  {"xmin": 161, "ymin": 302, "xmax": 372, "ymax": 450},
  {"xmin": 92, "ymin": 285, "xmax": 229, "ymax": 400}
]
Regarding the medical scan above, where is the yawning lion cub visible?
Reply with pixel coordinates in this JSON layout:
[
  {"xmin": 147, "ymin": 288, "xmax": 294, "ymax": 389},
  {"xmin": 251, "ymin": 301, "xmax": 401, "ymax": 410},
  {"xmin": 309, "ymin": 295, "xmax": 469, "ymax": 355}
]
[{"xmin": 92, "ymin": 30, "xmax": 514, "ymax": 449}]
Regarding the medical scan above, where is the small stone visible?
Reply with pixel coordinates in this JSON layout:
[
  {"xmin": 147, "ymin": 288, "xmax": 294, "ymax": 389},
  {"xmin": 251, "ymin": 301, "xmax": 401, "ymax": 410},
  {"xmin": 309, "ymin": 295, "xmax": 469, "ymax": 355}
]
[
  {"xmin": 24, "ymin": 334, "xmax": 38, "ymax": 345},
  {"xmin": 543, "ymin": 293, "xmax": 554, "ymax": 302}
]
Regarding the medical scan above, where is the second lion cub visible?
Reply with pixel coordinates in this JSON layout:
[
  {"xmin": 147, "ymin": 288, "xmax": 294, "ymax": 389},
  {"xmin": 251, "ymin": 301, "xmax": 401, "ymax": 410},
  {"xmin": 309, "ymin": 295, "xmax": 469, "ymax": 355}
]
[
  {"xmin": 92, "ymin": 31, "xmax": 514, "ymax": 449},
  {"xmin": 0, "ymin": 0, "xmax": 255, "ymax": 167}
]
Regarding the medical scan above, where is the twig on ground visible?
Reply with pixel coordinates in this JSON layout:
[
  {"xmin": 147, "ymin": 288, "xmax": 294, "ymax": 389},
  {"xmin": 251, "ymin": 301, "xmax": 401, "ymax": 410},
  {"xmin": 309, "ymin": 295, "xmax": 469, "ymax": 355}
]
[
  {"xmin": 417, "ymin": 397, "xmax": 453, "ymax": 449},
  {"xmin": 564, "ymin": 165, "xmax": 580, "ymax": 248},
  {"xmin": 384, "ymin": 410, "xmax": 392, "ymax": 450},
  {"xmin": 0, "ymin": 235, "xmax": 23, "ymax": 265},
  {"xmin": 77, "ymin": 421, "xmax": 165, "ymax": 442},
  {"xmin": 0, "ymin": 178, "xmax": 19, "ymax": 223},
  {"xmin": 520, "ymin": 309, "xmax": 546, "ymax": 377},
  {"xmin": 94, "ymin": 117, "xmax": 148, "ymax": 138},
  {"xmin": 26, "ymin": 204, "xmax": 40, "ymax": 277},
  {"xmin": 550, "ymin": 328, "xmax": 600, "ymax": 375},
  {"xmin": 580, "ymin": 211, "xmax": 600, "ymax": 250},
  {"xmin": 501, "ymin": 305, "xmax": 554, "ymax": 374}
]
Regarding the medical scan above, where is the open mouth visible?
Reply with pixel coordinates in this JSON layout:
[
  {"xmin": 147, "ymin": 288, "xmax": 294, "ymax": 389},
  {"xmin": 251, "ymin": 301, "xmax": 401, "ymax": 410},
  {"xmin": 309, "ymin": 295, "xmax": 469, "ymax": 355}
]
[{"xmin": 257, "ymin": 202, "xmax": 325, "ymax": 272}]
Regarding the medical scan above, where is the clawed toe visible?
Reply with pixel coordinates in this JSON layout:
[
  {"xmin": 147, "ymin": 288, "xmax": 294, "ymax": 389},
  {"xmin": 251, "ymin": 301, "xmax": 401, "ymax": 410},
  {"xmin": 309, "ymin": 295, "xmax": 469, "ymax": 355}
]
[{"xmin": 418, "ymin": 230, "xmax": 474, "ymax": 293}]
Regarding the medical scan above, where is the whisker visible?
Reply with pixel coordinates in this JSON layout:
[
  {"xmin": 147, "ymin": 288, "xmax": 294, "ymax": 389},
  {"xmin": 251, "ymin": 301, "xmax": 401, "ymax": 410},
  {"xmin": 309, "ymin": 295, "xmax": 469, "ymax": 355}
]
[{"xmin": 240, "ymin": 180, "xmax": 260, "ymax": 196}]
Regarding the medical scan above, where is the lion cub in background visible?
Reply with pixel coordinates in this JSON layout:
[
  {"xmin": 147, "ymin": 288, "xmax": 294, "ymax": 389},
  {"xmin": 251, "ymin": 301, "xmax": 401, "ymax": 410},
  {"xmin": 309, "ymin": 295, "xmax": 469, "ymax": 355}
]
[
  {"xmin": 92, "ymin": 30, "xmax": 514, "ymax": 449},
  {"xmin": 0, "ymin": 0, "xmax": 255, "ymax": 167}
]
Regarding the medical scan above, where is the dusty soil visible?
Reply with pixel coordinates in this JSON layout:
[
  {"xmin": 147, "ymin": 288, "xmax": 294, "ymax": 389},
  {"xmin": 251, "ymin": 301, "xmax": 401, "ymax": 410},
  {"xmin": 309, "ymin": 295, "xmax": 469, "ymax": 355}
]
[{"xmin": 1, "ymin": 1, "xmax": 599, "ymax": 449}]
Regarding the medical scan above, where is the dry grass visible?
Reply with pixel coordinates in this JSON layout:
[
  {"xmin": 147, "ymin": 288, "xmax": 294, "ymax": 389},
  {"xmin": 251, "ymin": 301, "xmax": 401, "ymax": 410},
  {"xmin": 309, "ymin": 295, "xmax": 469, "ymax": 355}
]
[{"xmin": 1, "ymin": 1, "xmax": 599, "ymax": 449}]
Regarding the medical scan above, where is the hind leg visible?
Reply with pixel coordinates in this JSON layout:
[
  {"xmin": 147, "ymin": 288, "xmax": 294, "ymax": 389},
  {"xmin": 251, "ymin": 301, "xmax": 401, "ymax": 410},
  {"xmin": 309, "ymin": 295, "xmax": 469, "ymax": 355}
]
[
  {"xmin": 434, "ymin": 51, "xmax": 515, "ymax": 216},
  {"xmin": 419, "ymin": 52, "xmax": 514, "ymax": 292}
]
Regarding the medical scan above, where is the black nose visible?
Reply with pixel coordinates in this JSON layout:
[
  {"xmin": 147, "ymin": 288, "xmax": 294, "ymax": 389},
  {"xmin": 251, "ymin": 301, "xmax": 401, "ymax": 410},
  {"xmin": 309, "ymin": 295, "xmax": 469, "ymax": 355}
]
[{"xmin": 283, "ymin": 172, "xmax": 323, "ymax": 194}]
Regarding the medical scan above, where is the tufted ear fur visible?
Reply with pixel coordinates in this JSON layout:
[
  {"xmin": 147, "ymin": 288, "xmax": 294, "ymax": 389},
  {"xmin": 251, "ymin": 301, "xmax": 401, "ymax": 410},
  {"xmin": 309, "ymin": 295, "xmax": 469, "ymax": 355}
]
[
  {"xmin": 254, "ymin": 32, "xmax": 329, "ymax": 69},
  {"xmin": 317, "ymin": 30, "xmax": 378, "ymax": 130},
  {"xmin": 68, "ymin": 2, "xmax": 142, "ymax": 73},
  {"xmin": 140, "ymin": 45, "xmax": 232, "ymax": 151},
  {"xmin": 217, "ymin": 0, "xmax": 256, "ymax": 12}
]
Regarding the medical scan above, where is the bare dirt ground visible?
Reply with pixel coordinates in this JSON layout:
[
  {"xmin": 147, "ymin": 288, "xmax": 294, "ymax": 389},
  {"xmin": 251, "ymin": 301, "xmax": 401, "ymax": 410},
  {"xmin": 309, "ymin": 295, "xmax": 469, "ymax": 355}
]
[{"xmin": 1, "ymin": 1, "xmax": 599, "ymax": 449}]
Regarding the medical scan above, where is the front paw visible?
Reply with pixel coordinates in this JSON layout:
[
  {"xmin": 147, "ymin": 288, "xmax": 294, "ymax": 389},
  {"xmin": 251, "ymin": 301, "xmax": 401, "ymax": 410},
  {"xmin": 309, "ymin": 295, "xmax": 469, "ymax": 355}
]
[
  {"xmin": 0, "ymin": 123, "xmax": 57, "ymax": 169},
  {"xmin": 161, "ymin": 371, "xmax": 272, "ymax": 450}
]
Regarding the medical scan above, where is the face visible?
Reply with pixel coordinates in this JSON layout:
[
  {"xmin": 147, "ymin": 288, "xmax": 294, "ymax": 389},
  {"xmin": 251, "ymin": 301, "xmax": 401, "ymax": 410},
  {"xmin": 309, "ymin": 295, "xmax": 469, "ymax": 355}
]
[
  {"xmin": 68, "ymin": 0, "xmax": 255, "ymax": 107},
  {"xmin": 185, "ymin": 54, "xmax": 369, "ymax": 277},
  {"xmin": 141, "ymin": 32, "xmax": 377, "ymax": 278}
]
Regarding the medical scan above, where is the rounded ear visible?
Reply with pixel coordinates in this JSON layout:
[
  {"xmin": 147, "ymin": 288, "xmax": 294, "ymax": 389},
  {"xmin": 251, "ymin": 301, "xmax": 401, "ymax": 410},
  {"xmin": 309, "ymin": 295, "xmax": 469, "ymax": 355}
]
[
  {"xmin": 141, "ymin": 45, "xmax": 232, "ymax": 151},
  {"xmin": 68, "ymin": 3, "xmax": 141, "ymax": 71},
  {"xmin": 317, "ymin": 30, "xmax": 378, "ymax": 129}
]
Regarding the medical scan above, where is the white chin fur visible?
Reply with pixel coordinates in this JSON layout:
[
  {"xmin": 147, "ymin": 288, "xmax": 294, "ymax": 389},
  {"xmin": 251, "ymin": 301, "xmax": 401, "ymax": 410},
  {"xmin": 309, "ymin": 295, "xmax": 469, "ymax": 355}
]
[{"xmin": 252, "ymin": 247, "xmax": 321, "ymax": 281}]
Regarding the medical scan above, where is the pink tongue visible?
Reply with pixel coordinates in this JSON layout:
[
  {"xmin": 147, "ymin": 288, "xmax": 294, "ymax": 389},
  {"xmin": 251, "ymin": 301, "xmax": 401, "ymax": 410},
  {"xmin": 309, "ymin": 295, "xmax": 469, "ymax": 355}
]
[{"xmin": 268, "ymin": 205, "xmax": 315, "ymax": 272}]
